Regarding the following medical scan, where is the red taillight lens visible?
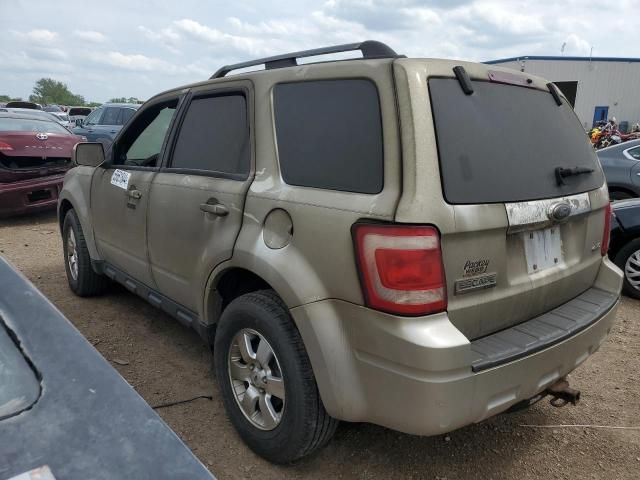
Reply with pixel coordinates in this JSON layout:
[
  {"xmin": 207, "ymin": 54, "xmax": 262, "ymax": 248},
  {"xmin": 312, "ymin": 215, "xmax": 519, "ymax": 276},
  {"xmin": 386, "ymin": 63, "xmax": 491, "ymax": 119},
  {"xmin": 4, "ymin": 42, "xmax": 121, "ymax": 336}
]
[
  {"xmin": 353, "ymin": 224, "xmax": 447, "ymax": 316},
  {"xmin": 601, "ymin": 202, "xmax": 612, "ymax": 256},
  {"xmin": 0, "ymin": 141, "xmax": 13, "ymax": 151}
]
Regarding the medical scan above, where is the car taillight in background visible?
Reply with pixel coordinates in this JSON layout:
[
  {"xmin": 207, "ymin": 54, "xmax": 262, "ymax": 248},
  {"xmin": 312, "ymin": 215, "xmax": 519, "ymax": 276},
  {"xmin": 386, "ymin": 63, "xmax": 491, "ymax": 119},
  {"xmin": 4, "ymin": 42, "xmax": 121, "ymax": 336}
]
[
  {"xmin": 601, "ymin": 202, "xmax": 612, "ymax": 257},
  {"xmin": 352, "ymin": 224, "xmax": 447, "ymax": 316},
  {"xmin": 0, "ymin": 141, "xmax": 13, "ymax": 151}
]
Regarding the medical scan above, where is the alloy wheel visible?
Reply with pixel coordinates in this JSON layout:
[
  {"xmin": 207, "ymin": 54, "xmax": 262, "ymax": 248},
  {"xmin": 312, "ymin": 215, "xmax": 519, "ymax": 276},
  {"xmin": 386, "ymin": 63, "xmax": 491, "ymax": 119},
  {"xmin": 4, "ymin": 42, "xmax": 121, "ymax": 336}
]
[
  {"xmin": 67, "ymin": 229, "xmax": 78, "ymax": 281},
  {"xmin": 624, "ymin": 250, "xmax": 640, "ymax": 291},
  {"xmin": 227, "ymin": 328, "xmax": 285, "ymax": 430}
]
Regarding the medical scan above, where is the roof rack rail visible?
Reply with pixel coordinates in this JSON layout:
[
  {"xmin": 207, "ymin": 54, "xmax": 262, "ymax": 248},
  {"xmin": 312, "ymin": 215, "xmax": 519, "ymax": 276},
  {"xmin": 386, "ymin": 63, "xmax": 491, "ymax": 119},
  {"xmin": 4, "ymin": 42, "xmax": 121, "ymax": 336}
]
[{"xmin": 211, "ymin": 40, "xmax": 400, "ymax": 79}]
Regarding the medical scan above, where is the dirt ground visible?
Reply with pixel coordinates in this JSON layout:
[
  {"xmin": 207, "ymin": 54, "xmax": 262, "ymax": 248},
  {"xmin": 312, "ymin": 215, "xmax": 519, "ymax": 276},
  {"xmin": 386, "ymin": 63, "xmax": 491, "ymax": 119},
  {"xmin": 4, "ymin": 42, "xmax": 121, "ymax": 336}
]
[{"xmin": 1, "ymin": 210, "xmax": 639, "ymax": 479}]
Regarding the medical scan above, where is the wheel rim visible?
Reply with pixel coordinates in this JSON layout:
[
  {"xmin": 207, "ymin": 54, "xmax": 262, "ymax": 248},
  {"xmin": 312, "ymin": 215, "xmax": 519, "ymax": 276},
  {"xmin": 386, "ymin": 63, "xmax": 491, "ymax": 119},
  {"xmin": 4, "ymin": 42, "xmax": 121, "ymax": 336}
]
[
  {"xmin": 227, "ymin": 328, "xmax": 285, "ymax": 431},
  {"xmin": 624, "ymin": 250, "xmax": 640, "ymax": 291},
  {"xmin": 67, "ymin": 229, "xmax": 79, "ymax": 281}
]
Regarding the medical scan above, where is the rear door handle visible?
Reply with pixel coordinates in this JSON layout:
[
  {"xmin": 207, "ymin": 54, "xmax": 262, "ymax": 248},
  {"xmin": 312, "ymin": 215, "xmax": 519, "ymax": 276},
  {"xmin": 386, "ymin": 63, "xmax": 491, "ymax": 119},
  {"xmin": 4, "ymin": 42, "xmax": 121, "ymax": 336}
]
[
  {"xmin": 127, "ymin": 189, "xmax": 142, "ymax": 200},
  {"xmin": 200, "ymin": 201, "xmax": 228, "ymax": 217}
]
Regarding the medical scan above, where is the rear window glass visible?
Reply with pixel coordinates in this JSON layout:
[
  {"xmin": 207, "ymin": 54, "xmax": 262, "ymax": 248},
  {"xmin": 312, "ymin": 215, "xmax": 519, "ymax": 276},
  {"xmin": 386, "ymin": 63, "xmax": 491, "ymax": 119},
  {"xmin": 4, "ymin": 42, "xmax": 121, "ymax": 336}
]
[
  {"xmin": 0, "ymin": 117, "xmax": 69, "ymax": 134},
  {"xmin": 429, "ymin": 79, "xmax": 604, "ymax": 204},
  {"xmin": 273, "ymin": 79, "xmax": 383, "ymax": 194},
  {"xmin": 170, "ymin": 94, "xmax": 250, "ymax": 177}
]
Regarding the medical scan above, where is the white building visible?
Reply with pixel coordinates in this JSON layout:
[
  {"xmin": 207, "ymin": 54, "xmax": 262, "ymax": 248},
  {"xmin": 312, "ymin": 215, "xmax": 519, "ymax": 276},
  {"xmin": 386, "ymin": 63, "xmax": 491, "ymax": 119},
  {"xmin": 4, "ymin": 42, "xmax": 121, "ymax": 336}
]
[{"xmin": 485, "ymin": 56, "xmax": 640, "ymax": 132}]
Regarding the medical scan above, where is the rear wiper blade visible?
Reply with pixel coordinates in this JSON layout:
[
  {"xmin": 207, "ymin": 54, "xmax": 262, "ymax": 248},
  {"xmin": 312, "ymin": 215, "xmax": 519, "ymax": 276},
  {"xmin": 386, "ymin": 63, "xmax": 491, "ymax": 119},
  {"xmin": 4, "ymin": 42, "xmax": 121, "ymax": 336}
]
[{"xmin": 555, "ymin": 166, "xmax": 594, "ymax": 186}]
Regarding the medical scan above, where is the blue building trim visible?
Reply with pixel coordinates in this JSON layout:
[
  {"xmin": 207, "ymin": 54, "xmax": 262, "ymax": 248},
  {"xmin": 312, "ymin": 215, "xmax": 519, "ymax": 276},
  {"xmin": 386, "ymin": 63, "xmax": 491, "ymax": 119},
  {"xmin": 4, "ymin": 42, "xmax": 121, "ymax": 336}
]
[{"xmin": 485, "ymin": 55, "xmax": 640, "ymax": 65}]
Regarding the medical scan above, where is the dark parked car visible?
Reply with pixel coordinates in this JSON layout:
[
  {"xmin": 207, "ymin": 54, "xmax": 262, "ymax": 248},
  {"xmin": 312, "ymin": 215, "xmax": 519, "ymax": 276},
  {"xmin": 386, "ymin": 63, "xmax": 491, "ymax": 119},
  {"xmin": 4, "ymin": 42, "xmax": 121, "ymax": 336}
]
[
  {"xmin": 72, "ymin": 103, "xmax": 138, "ymax": 144},
  {"xmin": 598, "ymin": 139, "xmax": 640, "ymax": 200},
  {"xmin": 0, "ymin": 257, "xmax": 215, "ymax": 480},
  {"xmin": 5, "ymin": 101, "xmax": 41, "ymax": 110},
  {"xmin": 0, "ymin": 113, "xmax": 84, "ymax": 216},
  {"xmin": 610, "ymin": 198, "xmax": 640, "ymax": 299}
]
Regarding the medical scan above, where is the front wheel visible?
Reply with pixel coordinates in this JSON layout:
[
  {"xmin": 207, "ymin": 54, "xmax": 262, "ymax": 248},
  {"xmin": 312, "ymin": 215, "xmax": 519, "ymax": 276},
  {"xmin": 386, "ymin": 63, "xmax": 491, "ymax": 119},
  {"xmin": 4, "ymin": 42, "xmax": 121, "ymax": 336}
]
[
  {"xmin": 214, "ymin": 290, "xmax": 337, "ymax": 463},
  {"xmin": 614, "ymin": 238, "xmax": 640, "ymax": 299},
  {"xmin": 62, "ymin": 209, "xmax": 110, "ymax": 296}
]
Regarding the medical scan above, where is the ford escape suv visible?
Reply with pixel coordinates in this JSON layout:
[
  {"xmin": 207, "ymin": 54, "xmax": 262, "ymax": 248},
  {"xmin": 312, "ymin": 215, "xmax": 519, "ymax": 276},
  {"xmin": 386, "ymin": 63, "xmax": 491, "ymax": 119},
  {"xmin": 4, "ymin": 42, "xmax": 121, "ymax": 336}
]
[{"xmin": 58, "ymin": 41, "xmax": 623, "ymax": 464}]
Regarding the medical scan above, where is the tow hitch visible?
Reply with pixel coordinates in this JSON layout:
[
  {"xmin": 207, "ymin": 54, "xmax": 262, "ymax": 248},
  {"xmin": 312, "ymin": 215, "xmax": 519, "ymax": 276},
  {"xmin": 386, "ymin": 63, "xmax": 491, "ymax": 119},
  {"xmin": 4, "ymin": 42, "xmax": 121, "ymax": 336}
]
[{"xmin": 546, "ymin": 378, "xmax": 581, "ymax": 407}]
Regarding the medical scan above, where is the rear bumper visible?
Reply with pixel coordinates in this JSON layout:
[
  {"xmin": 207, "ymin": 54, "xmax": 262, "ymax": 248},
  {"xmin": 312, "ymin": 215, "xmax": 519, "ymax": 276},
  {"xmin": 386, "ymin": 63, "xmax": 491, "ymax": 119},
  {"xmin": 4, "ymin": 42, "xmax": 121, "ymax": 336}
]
[
  {"xmin": 291, "ymin": 256, "xmax": 623, "ymax": 436},
  {"xmin": 0, "ymin": 174, "xmax": 64, "ymax": 217}
]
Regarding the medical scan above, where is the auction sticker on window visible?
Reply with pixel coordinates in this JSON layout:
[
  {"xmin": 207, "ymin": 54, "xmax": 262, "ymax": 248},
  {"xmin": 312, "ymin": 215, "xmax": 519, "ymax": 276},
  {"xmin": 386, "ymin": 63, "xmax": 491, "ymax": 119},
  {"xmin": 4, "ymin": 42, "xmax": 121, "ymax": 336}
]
[{"xmin": 111, "ymin": 169, "xmax": 130, "ymax": 190}]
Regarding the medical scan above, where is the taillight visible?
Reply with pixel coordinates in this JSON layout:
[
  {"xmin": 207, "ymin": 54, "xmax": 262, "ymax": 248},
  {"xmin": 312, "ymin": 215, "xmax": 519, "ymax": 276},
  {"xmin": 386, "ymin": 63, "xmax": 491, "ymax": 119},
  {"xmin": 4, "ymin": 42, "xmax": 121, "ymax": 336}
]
[
  {"xmin": 0, "ymin": 141, "xmax": 13, "ymax": 151},
  {"xmin": 352, "ymin": 224, "xmax": 447, "ymax": 316},
  {"xmin": 601, "ymin": 202, "xmax": 612, "ymax": 256}
]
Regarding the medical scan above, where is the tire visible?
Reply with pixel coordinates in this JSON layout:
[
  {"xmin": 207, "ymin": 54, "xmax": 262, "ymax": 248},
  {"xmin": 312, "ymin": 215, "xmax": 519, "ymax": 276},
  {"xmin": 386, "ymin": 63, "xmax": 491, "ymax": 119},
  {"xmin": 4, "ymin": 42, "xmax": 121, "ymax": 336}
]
[
  {"xmin": 214, "ymin": 290, "xmax": 337, "ymax": 463},
  {"xmin": 62, "ymin": 209, "xmax": 110, "ymax": 296},
  {"xmin": 610, "ymin": 190, "xmax": 634, "ymax": 201},
  {"xmin": 614, "ymin": 238, "xmax": 640, "ymax": 300}
]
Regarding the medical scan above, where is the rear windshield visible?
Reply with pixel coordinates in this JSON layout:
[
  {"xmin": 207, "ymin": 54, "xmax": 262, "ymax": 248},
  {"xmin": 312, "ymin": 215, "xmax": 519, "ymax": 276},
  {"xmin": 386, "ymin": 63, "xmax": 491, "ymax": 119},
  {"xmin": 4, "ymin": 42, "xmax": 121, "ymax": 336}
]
[
  {"xmin": 429, "ymin": 78, "xmax": 604, "ymax": 204},
  {"xmin": 0, "ymin": 117, "xmax": 70, "ymax": 134}
]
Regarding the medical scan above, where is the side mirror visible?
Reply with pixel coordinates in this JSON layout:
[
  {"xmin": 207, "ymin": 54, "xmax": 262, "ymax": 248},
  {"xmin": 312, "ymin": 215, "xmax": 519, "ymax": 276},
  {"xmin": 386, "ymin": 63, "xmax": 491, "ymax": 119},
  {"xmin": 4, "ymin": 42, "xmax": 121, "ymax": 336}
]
[
  {"xmin": 73, "ymin": 142, "xmax": 105, "ymax": 167},
  {"xmin": 75, "ymin": 118, "xmax": 84, "ymax": 127}
]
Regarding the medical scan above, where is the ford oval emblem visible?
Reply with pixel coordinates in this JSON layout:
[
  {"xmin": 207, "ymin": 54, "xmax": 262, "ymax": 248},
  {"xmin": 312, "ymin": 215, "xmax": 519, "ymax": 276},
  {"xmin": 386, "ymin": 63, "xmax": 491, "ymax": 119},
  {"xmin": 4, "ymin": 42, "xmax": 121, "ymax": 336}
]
[
  {"xmin": 548, "ymin": 202, "xmax": 572, "ymax": 223},
  {"xmin": 35, "ymin": 133, "xmax": 48, "ymax": 141}
]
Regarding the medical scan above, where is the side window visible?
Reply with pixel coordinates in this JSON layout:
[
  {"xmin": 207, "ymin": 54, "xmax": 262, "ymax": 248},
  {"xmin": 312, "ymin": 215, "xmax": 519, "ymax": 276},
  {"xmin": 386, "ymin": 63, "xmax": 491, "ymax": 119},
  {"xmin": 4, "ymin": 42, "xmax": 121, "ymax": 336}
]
[
  {"xmin": 114, "ymin": 100, "xmax": 178, "ymax": 168},
  {"xmin": 101, "ymin": 107, "xmax": 120, "ymax": 125},
  {"xmin": 118, "ymin": 107, "xmax": 136, "ymax": 126},
  {"xmin": 84, "ymin": 108, "xmax": 102, "ymax": 125},
  {"xmin": 169, "ymin": 94, "xmax": 250, "ymax": 177},
  {"xmin": 273, "ymin": 79, "xmax": 383, "ymax": 194},
  {"xmin": 628, "ymin": 147, "xmax": 640, "ymax": 160}
]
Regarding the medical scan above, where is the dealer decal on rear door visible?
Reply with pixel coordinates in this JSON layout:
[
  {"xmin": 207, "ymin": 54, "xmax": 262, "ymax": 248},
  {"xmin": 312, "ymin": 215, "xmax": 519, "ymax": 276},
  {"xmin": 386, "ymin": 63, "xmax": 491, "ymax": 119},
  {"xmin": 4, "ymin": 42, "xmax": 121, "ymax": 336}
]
[
  {"xmin": 110, "ymin": 169, "xmax": 130, "ymax": 190},
  {"xmin": 455, "ymin": 258, "xmax": 497, "ymax": 295}
]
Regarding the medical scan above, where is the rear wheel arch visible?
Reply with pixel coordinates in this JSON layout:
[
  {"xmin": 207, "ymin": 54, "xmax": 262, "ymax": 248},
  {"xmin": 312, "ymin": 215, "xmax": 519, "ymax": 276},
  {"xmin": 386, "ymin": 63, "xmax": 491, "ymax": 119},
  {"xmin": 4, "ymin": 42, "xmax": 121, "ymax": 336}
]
[{"xmin": 205, "ymin": 267, "xmax": 276, "ymax": 328}]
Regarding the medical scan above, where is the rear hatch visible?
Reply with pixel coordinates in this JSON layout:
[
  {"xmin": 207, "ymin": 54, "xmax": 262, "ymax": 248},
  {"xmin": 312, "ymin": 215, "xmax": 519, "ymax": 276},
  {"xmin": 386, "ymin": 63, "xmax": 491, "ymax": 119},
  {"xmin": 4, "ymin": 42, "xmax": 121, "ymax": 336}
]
[{"xmin": 394, "ymin": 60, "xmax": 608, "ymax": 339}]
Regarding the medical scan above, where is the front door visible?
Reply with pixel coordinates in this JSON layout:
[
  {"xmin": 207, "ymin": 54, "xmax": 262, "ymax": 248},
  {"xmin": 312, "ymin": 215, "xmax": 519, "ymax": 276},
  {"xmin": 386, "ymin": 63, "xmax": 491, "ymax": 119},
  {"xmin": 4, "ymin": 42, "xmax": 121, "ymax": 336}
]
[
  {"xmin": 593, "ymin": 106, "xmax": 609, "ymax": 127},
  {"xmin": 91, "ymin": 98, "xmax": 180, "ymax": 287},
  {"xmin": 147, "ymin": 83, "xmax": 254, "ymax": 311}
]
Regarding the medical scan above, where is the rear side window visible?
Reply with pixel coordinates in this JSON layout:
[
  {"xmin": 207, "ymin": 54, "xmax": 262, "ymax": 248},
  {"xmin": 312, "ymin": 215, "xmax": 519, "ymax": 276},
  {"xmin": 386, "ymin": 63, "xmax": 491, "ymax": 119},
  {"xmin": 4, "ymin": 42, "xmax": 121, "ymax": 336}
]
[
  {"xmin": 170, "ymin": 94, "xmax": 250, "ymax": 177},
  {"xmin": 273, "ymin": 79, "xmax": 383, "ymax": 194},
  {"xmin": 429, "ymin": 78, "xmax": 604, "ymax": 204},
  {"xmin": 119, "ymin": 108, "xmax": 136, "ymax": 125}
]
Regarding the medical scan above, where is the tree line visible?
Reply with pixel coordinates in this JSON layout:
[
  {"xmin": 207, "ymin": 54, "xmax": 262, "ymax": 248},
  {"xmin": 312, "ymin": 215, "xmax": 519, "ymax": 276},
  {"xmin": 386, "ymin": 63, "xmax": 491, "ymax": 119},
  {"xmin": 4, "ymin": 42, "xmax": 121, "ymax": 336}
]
[{"xmin": 1, "ymin": 78, "xmax": 144, "ymax": 107}]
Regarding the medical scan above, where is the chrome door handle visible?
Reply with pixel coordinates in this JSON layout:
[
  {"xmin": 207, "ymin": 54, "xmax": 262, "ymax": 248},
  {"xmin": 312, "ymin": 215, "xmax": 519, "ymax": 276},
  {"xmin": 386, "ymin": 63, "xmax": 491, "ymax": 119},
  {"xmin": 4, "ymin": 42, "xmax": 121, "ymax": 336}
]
[
  {"xmin": 200, "ymin": 202, "xmax": 229, "ymax": 217},
  {"xmin": 127, "ymin": 189, "xmax": 142, "ymax": 200}
]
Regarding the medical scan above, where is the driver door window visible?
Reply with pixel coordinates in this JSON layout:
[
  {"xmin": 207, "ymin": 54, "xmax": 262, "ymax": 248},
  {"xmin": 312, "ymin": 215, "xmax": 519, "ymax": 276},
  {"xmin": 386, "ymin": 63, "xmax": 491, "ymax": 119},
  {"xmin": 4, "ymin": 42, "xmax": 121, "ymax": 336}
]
[
  {"xmin": 84, "ymin": 108, "xmax": 102, "ymax": 126},
  {"xmin": 114, "ymin": 100, "xmax": 178, "ymax": 168}
]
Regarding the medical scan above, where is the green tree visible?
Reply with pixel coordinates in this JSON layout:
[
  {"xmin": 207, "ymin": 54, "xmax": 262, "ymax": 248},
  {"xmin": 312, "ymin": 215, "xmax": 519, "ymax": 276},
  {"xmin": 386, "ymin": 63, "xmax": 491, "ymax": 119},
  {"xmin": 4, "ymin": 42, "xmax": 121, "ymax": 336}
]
[
  {"xmin": 108, "ymin": 96, "xmax": 144, "ymax": 104},
  {"xmin": 29, "ymin": 78, "xmax": 85, "ymax": 106},
  {"xmin": 0, "ymin": 94, "xmax": 23, "ymax": 102}
]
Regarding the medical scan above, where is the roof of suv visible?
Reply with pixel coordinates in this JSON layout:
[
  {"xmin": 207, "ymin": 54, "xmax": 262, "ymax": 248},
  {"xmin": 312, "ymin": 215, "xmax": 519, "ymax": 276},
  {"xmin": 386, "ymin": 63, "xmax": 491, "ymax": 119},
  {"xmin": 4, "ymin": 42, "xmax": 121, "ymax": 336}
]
[{"xmin": 100, "ymin": 103, "xmax": 141, "ymax": 108}]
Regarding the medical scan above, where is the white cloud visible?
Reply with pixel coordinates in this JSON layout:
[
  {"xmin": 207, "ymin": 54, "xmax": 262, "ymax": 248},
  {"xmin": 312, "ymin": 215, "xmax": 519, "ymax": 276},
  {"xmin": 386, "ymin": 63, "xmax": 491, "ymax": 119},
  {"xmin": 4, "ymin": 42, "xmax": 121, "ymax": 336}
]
[
  {"xmin": 12, "ymin": 29, "xmax": 58, "ymax": 44},
  {"xmin": 172, "ymin": 18, "xmax": 274, "ymax": 55},
  {"xmin": 73, "ymin": 30, "xmax": 107, "ymax": 43}
]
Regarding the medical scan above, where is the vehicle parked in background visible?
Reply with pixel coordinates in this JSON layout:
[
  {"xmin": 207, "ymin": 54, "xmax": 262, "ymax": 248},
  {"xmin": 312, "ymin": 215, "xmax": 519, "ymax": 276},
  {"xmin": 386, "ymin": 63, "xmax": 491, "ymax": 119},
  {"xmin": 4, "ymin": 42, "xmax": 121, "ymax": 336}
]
[
  {"xmin": 0, "ymin": 112, "xmax": 85, "ymax": 216},
  {"xmin": 610, "ymin": 199, "xmax": 640, "ymax": 299},
  {"xmin": 68, "ymin": 106, "xmax": 93, "ymax": 126},
  {"xmin": 59, "ymin": 41, "xmax": 622, "ymax": 463},
  {"xmin": 42, "ymin": 105, "xmax": 73, "ymax": 128},
  {"xmin": 5, "ymin": 101, "xmax": 41, "ymax": 110},
  {"xmin": 597, "ymin": 138, "xmax": 640, "ymax": 200},
  {"xmin": 72, "ymin": 103, "xmax": 138, "ymax": 145},
  {"xmin": 0, "ymin": 257, "xmax": 215, "ymax": 480},
  {"xmin": 0, "ymin": 107, "xmax": 63, "ymax": 125}
]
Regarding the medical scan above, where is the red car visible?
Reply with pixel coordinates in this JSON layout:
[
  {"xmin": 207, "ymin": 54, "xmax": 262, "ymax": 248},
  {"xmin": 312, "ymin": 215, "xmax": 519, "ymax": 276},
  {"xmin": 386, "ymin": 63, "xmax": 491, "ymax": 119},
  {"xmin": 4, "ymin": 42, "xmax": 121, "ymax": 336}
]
[{"xmin": 0, "ymin": 113, "xmax": 85, "ymax": 216}]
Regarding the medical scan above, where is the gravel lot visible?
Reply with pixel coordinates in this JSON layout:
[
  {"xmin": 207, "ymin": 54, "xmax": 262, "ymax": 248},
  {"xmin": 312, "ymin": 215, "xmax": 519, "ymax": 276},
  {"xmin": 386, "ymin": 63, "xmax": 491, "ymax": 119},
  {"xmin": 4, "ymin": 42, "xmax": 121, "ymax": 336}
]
[{"xmin": 2, "ymin": 210, "xmax": 639, "ymax": 479}]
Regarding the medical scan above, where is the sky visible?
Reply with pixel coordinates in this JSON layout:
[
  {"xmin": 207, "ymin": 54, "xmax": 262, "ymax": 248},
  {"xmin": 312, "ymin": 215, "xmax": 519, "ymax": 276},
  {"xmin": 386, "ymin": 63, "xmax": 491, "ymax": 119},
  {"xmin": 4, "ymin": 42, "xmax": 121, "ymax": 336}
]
[{"xmin": 1, "ymin": 0, "xmax": 638, "ymax": 103}]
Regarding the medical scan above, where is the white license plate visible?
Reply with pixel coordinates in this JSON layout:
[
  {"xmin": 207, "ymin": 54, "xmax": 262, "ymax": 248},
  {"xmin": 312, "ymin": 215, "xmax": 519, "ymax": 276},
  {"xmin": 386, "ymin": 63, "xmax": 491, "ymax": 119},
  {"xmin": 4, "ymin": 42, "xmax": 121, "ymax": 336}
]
[{"xmin": 523, "ymin": 227, "xmax": 563, "ymax": 274}]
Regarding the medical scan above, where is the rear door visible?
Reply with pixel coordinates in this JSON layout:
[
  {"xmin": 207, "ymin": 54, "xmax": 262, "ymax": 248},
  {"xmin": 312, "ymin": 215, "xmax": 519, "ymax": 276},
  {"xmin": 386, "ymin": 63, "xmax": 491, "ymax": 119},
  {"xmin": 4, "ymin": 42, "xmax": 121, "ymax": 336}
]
[
  {"xmin": 91, "ymin": 98, "xmax": 180, "ymax": 286},
  {"xmin": 146, "ymin": 82, "xmax": 253, "ymax": 311},
  {"xmin": 394, "ymin": 60, "xmax": 608, "ymax": 339}
]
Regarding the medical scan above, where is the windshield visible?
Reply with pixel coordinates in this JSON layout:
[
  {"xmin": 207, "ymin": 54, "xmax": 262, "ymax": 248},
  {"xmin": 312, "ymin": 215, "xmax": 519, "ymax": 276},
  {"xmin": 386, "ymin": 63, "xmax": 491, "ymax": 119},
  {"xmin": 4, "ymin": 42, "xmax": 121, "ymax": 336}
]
[
  {"xmin": 429, "ymin": 79, "xmax": 604, "ymax": 204},
  {"xmin": 69, "ymin": 107, "xmax": 91, "ymax": 116},
  {"xmin": 0, "ymin": 117, "xmax": 71, "ymax": 134},
  {"xmin": 43, "ymin": 105, "xmax": 62, "ymax": 112}
]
